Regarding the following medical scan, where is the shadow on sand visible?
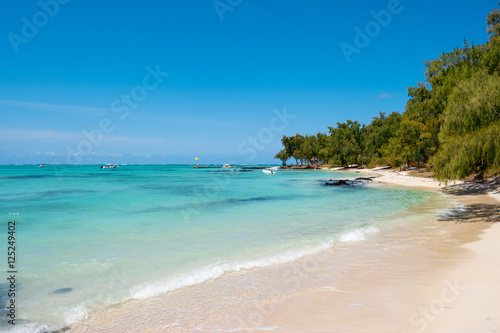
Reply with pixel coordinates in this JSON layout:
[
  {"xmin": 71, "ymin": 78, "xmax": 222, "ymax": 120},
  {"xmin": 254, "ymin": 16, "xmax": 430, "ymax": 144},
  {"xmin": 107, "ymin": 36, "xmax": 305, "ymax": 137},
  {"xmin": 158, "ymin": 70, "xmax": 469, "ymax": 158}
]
[
  {"xmin": 442, "ymin": 177, "xmax": 500, "ymax": 196},
  {"xmin": 439, "ymin": 203, "xmax": 500, "ymax": 223}
]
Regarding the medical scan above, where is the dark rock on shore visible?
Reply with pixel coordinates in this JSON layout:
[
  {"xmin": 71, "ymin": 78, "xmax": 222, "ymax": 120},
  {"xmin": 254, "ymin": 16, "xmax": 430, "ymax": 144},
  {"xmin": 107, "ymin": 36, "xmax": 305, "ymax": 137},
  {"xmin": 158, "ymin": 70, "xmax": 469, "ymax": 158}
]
[
  {"xmin": 324, "ymin": 176, "xmax": 375, "ymax": 186},
  {"xmin": 281, "ymin": 165, "xmax": 322, "ymax": 169},
  {"xmin": 354, "ymin": 177, "xmax": 375, "ymax": 181}
]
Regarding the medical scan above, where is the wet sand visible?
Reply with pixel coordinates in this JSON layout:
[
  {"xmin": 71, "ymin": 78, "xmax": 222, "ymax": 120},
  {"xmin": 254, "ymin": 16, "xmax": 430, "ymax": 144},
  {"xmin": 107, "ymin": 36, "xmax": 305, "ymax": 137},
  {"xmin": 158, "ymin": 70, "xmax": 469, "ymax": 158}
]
[{"xmin": 68, "ymin": 173, "xmax": 500, "ymax": 333}]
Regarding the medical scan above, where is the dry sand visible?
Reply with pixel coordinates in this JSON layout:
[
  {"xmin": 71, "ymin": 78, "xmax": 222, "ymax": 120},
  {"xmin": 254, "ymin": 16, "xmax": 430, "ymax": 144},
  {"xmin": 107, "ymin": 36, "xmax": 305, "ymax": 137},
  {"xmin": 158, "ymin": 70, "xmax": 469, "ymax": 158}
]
[
  {"xmin": 333, "ymin": 167, "xmax": 459, "ymax": 189},
  {"xmin": 68, "ymin": 170, "xmax": 500, "ymax": 333}
]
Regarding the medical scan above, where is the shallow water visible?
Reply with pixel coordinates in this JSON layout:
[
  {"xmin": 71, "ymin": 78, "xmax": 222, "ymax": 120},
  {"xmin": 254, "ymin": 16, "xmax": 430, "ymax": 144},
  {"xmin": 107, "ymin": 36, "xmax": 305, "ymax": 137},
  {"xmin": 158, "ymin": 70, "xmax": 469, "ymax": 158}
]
[{"xmin": 0, "ymin": 165, "xmax": 440, "ymax": 332}]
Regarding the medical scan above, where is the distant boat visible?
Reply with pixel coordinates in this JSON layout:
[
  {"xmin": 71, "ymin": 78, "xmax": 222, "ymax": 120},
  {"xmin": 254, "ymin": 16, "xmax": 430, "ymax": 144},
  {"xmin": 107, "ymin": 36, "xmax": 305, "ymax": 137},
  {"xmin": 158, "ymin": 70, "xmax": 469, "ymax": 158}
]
[
  {"xmin": 101, "ymin": 164, "xmax": 119, "ymax": 169},
  {"xmin": 223, "ymin": 164, "xmax": 236, "ymax": 168},
  {"xmin": 40, "ymin": 164, "xmax": 46, "ymax": 168},
  {"xmin": 262, "ymin": 169, "xmax": 275, "ymax": 175}
]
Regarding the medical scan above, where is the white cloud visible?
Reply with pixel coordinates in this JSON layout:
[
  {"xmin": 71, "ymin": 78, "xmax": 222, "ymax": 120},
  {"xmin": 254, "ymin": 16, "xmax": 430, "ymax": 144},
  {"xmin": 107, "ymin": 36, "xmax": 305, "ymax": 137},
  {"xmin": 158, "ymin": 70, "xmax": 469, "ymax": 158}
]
[
  {"xmin": 104, "ymin": 135, "xmax": 167, "ymax": 145},
  {"xmin": 0, "ymin": 99, "xmax": 108, "ymax": 115},
  {"xmin": 376, "ymin": 93, "xmax": 396, "ymax": 99},
  {"xmin": 34, "ymin": 151, "xmax": 61, "ymax": 156},
  {"xmin": 0, "ymin": 128, "xmax": 167, "ymax": 146},
  {"xmin": 145, "ymin": 114, "xmax": 258, "ymax": 130},
  {"xmin": 0, "ymin": 128, "xmax": 81, "ymax": 141}
]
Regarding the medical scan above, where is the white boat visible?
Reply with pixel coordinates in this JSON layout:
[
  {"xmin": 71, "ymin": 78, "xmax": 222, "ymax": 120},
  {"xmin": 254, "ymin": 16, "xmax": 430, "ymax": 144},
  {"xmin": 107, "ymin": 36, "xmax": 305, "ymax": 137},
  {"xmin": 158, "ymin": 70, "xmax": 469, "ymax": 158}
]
[
  {"xmin": 262, "ymin": 169, "xmax": 275, "ymax": 175},
  {"xmin": 101, "ymin": 164, "xmax": 119, "ymax": 169},
  {"xmin": 222, "ymin": 164, "xmax": 236, "ymax": 168}
]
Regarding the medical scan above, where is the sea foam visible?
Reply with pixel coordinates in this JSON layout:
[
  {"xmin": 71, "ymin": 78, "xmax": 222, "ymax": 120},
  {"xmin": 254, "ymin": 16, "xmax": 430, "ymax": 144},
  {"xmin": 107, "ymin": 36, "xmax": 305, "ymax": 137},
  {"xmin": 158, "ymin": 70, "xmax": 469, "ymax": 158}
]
[
  {"xmin": 131, "ymin": 227, "xmax": 381, "ymax": 300},
  {"xmin": 338, "ymin": 226, "xmax": 379, "ymax": 242},
  {"xmin": 63, "ymin": 304, "xmax": 88, "ymax": 324},
  {"xmin": 131, "ymin": 239, "xmax": 336, "ymax": 300}
]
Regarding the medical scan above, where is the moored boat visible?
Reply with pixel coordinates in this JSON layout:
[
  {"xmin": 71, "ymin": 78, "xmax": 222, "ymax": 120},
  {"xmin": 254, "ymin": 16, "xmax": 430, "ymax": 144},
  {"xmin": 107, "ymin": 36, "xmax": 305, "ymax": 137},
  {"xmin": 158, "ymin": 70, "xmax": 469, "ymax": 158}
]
[{"xmin": 101, "ymin": 164, "xmax": 119, "ymax": 169}]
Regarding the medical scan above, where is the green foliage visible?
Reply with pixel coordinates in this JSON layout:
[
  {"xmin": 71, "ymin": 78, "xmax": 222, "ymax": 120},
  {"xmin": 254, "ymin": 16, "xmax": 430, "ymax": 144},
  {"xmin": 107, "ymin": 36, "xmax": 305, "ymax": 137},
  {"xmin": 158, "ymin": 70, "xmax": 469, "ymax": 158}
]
[
  {"xmin": 316, "ymin": 132, "xmax": 330, "ymax": 163},
  {"xmin": 433, "ymin": 70, "xmax": 500, "ymax": 181},
  {"xmin": 385, "ymin": 120, "xmax": 424, "ymax": 166},
  {"xmin": 432, "ymin": 124, "xmax": 500, "ymax": 182},
  {"xmin": 278, "ymin": 134, "xmax": 320, "ymax": 165},
  {"xmin": 274, "ymin": 149, "xmax": 289, "ymax": 166},
  {"xmin": 280, "ymin": 134, "xmax": 304, "ymax": 165},
  {"xmin": 440, "ymin": 71, "xmax": 500, "ymax": 137},
  {"xmin": 364, "ymin": 111, "xmax": 401, "ymax": 163},
  {"xmin": 486, "ymin": 6, "xmax": 500, "ymax": 74},
  {"xmin": 487, "ymin": 5, "xmax": 500, "ymax": 41},
  {"xmin": 328, "ymin": 120, "xmax": 365, "ymax": 166},
  {"xmin": 301, "ymin": 135, "xmax": 319, "ymax": 164}
]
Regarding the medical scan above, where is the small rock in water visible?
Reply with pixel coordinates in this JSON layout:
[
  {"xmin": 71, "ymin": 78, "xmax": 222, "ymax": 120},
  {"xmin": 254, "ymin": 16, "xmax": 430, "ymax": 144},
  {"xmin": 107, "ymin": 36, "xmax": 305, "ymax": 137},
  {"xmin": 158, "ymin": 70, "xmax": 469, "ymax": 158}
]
[
  {"xmin": 53, "ymin": 288, "xmax": 73, "ymax": 294},
  {"xmin": 325, "ymin": 179, "xmax": 351, "ymax": 186}
]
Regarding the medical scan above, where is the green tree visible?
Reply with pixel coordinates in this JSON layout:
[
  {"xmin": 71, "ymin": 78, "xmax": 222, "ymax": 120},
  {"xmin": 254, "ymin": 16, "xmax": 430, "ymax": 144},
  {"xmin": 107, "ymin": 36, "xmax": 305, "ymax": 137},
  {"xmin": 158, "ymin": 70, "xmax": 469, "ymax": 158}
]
[
  {"xmin": 280, "ymin": 135, "xmax": 293, "ymax": 162},
  {"xmin": 385, "ymin": 119, "xmax": 424, "ymax": 167},
  {"xmin": 487, "ymin": 4, "xmax": 500, "ymax": 41},
  {"xmin": 281, "ymin": 134, "xmax": 305, "ymax": 165},
  {"xmin": 432, "ymin": 70, "xmax": 500, "ymax": 181},
  {"xmin": 281, "ymin": 134, "xmax": 304, "ymax": 165},
  {"xmin": 274, "ymin": 149, "xmax": 289, "ymax": 166},
  {"xmin": 329, "ymin": 120, "xmax": 365, "ymax": 167},
  {"xmin": 485, "ymin": 3, "xmax": 500, "ymax": 75},
  {"xmin": 299, "ymin": 135, "xmax": 319, "ymax": 164},
  {"xmin": 364, "ymin": 111, "xmax": 402, "ymax": 164},
  {"xmin": 315, "ymin": 132, "xmax": 329, "ymax": 164}
]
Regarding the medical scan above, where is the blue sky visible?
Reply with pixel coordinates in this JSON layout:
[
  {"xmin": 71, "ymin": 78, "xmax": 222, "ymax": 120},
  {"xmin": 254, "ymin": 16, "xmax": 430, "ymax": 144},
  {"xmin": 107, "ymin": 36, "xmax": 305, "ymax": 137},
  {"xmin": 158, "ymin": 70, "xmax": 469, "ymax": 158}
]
[{"xmin": 0, "ymin": 0, "xmax": 496, "ymax": 164}]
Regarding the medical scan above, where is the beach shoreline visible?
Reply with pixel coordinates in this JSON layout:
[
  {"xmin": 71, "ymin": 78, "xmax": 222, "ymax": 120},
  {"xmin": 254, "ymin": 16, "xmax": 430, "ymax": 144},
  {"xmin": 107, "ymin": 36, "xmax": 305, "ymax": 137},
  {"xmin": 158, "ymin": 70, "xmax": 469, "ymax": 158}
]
[{"xmin": 67, "ymin": 169, "xmax": 500, "ymax": 333}]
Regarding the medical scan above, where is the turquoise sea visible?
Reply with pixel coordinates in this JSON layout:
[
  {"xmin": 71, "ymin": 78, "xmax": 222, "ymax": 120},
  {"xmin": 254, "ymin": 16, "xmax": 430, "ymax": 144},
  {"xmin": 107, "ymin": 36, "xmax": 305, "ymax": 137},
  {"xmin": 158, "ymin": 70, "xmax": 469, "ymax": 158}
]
[{"xmin": 0, "ymin": 165, "xmax": 442, "ymax": 332}]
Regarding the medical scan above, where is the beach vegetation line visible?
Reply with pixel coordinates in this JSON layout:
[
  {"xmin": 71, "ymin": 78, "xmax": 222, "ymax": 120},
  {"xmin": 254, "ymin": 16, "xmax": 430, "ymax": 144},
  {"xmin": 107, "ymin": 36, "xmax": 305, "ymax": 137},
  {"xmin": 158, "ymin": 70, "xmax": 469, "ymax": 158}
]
[{"xmin": 275, "ymin": 3, "xmax": 500, "ymax": 182}]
